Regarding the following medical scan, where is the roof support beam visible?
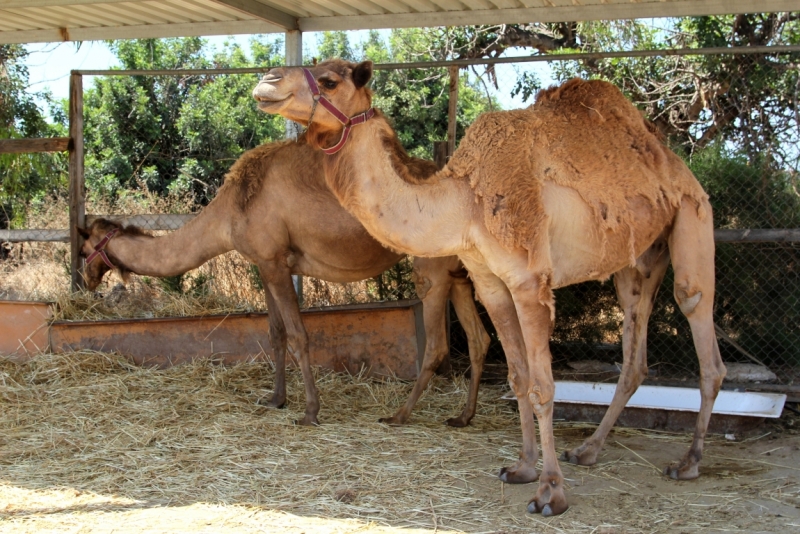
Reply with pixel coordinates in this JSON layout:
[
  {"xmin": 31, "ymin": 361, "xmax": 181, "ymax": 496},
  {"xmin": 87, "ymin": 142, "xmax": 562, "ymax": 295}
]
[
  {"xmin": 299, "ymin": 0, "xmax": 800, "ymax": 32},
  {"xmin": 208, "ymin": 0, "xmax": 297, "ymax": 30},
  {"xmin": 0, "ymin": 20, "xmax": 285, "ymax": 44},
  {"xmin": 0, "ymin": 0, "xmax": 129, "ymax": 7}
]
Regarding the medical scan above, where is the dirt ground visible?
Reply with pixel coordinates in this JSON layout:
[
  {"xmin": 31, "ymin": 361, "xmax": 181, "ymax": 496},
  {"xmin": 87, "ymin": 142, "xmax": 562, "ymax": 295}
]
[{"xmin": 0, "ymin": 353, "xmax": 798, "ymax": 533}]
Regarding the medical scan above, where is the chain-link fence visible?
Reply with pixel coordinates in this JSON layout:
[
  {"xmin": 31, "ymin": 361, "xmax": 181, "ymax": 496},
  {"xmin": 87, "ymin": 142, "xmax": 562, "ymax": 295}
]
[{"xmin": 2, "ymin": 46, "xmax": 798, "ymax": 388}]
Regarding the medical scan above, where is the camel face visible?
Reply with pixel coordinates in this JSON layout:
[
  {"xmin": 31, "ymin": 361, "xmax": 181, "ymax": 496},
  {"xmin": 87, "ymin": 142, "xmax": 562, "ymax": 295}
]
[
  {"xmin": 253, "ymin": 59, "xmax": 373, "ymax": 132},
  {"xmin": 78, "ymin": 222, "xmax": 117, "ymax": 291}
]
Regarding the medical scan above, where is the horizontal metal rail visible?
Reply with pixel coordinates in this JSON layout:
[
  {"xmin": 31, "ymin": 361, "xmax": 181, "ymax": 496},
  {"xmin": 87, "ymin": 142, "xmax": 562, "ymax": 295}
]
[
  {"xmin": 72, "ymin": 45, "xmax": 800, "ymax": 77},
  {"xmin": 3, "ymin": 221, "xmax": 798, "ymax": 244},
  {"xmin": 0, "ymin": 214, "xmax": 197, "ymax": 243}
]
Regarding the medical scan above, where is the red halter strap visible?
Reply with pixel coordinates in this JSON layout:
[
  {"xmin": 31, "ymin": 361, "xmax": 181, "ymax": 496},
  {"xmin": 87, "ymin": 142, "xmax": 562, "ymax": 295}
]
[
  {"xmin": 302, "ymin": 68, "xmax": 374, "ymax": 155},
  {"xmin": 85, "ymin": 228, "xmax": 119, "ymax": 269}
]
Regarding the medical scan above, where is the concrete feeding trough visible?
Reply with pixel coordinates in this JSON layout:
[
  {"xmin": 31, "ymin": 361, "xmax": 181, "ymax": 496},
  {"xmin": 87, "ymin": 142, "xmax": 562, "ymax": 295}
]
[{"xmin": 502, "ymin": 381, "xmax": 787, "ymax": 433}]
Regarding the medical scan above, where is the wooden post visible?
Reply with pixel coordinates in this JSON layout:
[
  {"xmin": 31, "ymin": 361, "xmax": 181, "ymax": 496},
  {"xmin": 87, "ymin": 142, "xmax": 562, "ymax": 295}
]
[
  {"xmin": 69, "ymin": 72, "xmax": 85, "ymax": 292},
  {"xmin": 447, "ymin": 66, "xmax": 459, "ymax": 157},
  {"xmin": 285, "ymin": 29, "xmax": 304, "ymax": 305},
  {"xmin": 433, "ymin": 140, "xmax": 449, "ymax": 170}
]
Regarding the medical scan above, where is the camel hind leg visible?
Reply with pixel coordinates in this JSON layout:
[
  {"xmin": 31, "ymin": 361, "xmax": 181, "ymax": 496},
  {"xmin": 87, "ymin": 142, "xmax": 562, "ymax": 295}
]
[
  {"xmin": 379, "ymin": 256, "xmax": 452, "ymax": 425},
  {"xmin": 665, "ymin": 197, "xmax": 725, "ymax": 479},
  {"xmin": 380, "ymin": 256, "xmax": 490, "ymax": 426},
  {"xmin": 562, "ymin": 238, "xmax": 670, "ymax": 466},
  {"xmin": 444, "ymin": 272, "xmax": 491, "ymax": 427}
]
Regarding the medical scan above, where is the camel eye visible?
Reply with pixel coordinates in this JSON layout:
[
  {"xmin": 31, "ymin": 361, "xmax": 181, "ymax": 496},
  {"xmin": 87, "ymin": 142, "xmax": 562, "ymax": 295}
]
[{"xmin": 322, "ymin": 79, "xmax": 337, "ymax": 90}]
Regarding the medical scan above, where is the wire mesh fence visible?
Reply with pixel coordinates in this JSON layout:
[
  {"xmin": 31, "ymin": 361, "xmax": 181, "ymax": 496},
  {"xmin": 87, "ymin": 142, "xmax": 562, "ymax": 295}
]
[{"xmin": 1, "ymin": 46, "xmax": 799, "ymax": 386}]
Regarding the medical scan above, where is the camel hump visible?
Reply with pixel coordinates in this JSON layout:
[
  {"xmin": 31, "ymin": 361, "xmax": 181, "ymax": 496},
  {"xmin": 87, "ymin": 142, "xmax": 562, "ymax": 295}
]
[
  {"xmin": 223, "ymin": 136, "xmax": 317, "ymax": 211},
  {"xmin": 445, "ymin": 108, "xmax": 539, "ymax": 183},
  {"xmin": 535, "ymin": 78, "xmax": 628, "ymax": 113}
]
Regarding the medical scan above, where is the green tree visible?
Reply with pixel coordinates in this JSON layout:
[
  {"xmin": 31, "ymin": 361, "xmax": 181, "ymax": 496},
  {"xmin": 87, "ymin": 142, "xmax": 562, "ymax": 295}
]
[
  {"xmin": 83, "ymin": 37, "xmax": 284, "ymax": 205},
  {"xmin": 363, "ymin": 29, "xmax": 497, "ymax": 159},
  {"xmin": 0, "ymin": 44, "xmax": 67, "ymax": 228}
]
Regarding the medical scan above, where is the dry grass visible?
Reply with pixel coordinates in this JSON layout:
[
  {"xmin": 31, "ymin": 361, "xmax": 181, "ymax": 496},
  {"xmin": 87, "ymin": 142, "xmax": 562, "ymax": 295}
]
[
  {"xmin": 1, "ymin": 351, "xmax": 799, "ymax": 533},
  {"xmin": 50, "ymin": 287, "xmax": 256, "ymax": 322},
  {"xmin": 2, "ymin": 194, "xmax": 406, "ymax": 313}
]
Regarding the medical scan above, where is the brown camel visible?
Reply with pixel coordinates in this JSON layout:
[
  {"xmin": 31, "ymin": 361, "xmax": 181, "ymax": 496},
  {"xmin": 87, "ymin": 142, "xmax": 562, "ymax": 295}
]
[
  {"xmin": 78, "ymin": 135, "xmax": 490, "ymax": 427},
  {"xmin": 252, "ymin": 60, "xmax": 725, "ymax": 516}
]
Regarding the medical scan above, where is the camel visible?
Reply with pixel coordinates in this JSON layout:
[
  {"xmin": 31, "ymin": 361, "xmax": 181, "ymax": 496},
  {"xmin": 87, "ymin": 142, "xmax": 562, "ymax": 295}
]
[
  {"xmin": 77, "ymin": 135, "xmax": 491, "ymax": 427},
  {"xmin": 252, "ymin": 59, "xmax": 725, "ymax": 516}
]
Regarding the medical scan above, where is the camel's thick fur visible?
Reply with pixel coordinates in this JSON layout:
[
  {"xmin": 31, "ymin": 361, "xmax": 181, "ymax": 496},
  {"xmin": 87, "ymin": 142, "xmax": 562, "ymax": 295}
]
[
  {"xmin": 253, "ymin": 60, "xmax": 725, "ymax": 516},
  {"xmin": 79, "ymin": 135, "xmax": 490, "ymax": 427}
]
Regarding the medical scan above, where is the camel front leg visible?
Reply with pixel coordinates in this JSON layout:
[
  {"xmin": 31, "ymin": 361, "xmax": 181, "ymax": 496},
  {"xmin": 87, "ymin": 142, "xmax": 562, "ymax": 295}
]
[
  {"xmin": 258, "ymin": 259, "xmax": 320, "ymax": 426},
  {"xmin": 461, "ymin": 258, "xmax": 539, "ymax": 484},
  {"xmin": 562, "ymin": 245, "xmax": 669, "ymax": 466},
  {"xmin": 445, "ymin": 272, "xmax": 490, "ymax": 427},
  {"xmin": 258, "ymin": 286, "xmax": 288, "ymax": 409},
  {"xmin": 506, "ymin": 273, "xmax": 568, "ymax": 516},
  {"xmin": 380, "ymin": 256, "xmax": 453, "ymax": 425}
]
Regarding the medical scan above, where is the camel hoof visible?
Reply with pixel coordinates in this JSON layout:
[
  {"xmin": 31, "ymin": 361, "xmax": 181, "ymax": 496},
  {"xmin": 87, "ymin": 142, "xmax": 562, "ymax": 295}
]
[
  {"xmin": 445, "ymin": 416, "xmax": 469, "ymax": 428},
  {"xmin": 560, "ymin": 445, "xmax": 598, "ymax": 466},
  {"xmin": 295, "ymin": 416, "xmax": 319, "ymax": 426},
  {"xmin": 257, "ymin": 396, "xmax": 286, "ymax": 409},
  {"xmin": 498, "ymin": 465, "xmax": 539, "ymax": 484},
  {"xmin": 664, "ymin": 463, "xmax": 699, "ymax": 480},
  {"xmin": 378, "ymin": 416, "xmax": 406, "ymax": 426},
  {"xmin": 527, "ymin": 498, "xmax": 567, "ymax": 517},
  {"xmin": 527, "ymin": 478, "xmax": 569, "ymax": 516}
]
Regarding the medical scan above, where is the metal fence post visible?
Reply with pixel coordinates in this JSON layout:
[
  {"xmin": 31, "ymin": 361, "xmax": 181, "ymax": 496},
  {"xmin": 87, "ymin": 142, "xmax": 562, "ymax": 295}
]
[
  {"xmin": 285, "ymin": 29, "xmax": 304, "ymax": 305},
  {"xmin": 69, "ymin": 72, "xmax": 85, "ymax": 292}
]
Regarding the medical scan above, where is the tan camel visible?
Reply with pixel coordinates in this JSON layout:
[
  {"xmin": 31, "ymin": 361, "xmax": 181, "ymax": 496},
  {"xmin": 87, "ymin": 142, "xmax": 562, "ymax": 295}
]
[
  {"xmin": 252, "ymin": 59, "xmax": 725, "ymax": 516},
  {"xmin": 78, "ymin": 135, "xmax": 490, "ymax": 427}
]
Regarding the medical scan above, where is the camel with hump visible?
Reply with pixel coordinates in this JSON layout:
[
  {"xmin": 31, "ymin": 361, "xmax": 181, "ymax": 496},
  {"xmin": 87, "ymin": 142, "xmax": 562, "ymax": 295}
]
[
  {"xmin": 252, "ymin": 59, "xmax": 724, "ymax": 516},
  {"xmin": 78, "ymin": 135, "xmax": 491, "ymax": 427}
]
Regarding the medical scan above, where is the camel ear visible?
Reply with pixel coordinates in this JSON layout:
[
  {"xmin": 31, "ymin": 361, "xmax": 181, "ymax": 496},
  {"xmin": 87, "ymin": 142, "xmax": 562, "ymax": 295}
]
[
  {"xmin": 352, "ymin": 61, "xmax": 373, "ymax": 89},
  {"xmin": 77, "ymin": 226, "xmax": 90, "ymax": 239}
]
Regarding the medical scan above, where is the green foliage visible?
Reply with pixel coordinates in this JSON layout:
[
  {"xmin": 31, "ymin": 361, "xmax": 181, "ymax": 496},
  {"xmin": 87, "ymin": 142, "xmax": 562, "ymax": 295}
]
[
  {"xmin": 83, "ymin": 37, "xmax": 284, "ymax": 206},
  {"xmin": 361, "ymin": 29, "xmax": 497, "ymax": 158},
  {"xmin": 537, "ymin": 15, "xmax": 800, "ymax": 167},
  {"xmin": 692, "ymin": 144, "xmax": 800, "ymax": 366},
  {"xmin": 368, "ymin": 256, "xmax": 416, "ymax": 301},
  {"xmin": 0, "ymin": 44, "xmax": 67, "ymax": 227}
]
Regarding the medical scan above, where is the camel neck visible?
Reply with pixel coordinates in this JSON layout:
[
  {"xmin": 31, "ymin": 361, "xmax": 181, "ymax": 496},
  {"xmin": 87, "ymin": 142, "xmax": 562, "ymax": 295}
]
[
  {"xmin": 104, "ymin": 197, "xmax": 234, "ymax": 277},
  {"xmin": 321, "ymin": 119, "xmax": 474, "ymax": 258}
]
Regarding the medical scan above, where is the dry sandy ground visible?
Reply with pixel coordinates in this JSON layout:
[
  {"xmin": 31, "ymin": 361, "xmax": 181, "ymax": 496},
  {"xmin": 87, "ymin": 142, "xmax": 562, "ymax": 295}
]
[{"xmin": 0, "ymin": 353, "xmax": 798, "ymax": 533}]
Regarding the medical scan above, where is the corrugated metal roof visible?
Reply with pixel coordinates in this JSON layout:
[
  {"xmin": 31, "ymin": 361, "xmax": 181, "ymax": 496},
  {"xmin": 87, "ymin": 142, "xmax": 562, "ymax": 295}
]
[{"xmin": 0, "ymin": 0, "xmax": 797, "ymax": 44}]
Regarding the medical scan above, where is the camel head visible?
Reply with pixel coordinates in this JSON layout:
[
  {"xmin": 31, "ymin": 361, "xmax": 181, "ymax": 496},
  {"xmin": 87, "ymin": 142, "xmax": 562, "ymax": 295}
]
[
  {"xmin": 253, "ymin": 59, "xmax": 374, "ymax": 149},
  {"xmin": 77, "ymin": 218, "xmax": 130, "ymax": 291}
]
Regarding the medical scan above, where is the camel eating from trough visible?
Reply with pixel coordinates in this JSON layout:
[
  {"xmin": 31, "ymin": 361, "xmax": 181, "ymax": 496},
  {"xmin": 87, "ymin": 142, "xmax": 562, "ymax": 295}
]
[
  {"xmin": 252, "ymin": 59, "xmax": 725, "ymax": 516},
  {"xmin": 78, "ymin": 135, "xmax": 491, "ymax": 427}
]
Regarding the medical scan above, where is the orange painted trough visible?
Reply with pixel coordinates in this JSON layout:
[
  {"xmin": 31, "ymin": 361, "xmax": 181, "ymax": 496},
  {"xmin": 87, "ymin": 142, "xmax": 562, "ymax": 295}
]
[
  {"xmin": 0, "ymin": 300, "xmax": 51, "ymax": 358},
  {"xmin": 47, "ymin": 300, "xmax": 426, "ymax": 379}
]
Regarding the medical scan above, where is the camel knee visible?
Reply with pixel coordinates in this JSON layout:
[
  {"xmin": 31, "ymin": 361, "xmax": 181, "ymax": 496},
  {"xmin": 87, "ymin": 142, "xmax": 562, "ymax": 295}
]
[
  {"xmin": 420, "ymin": 346, "xmax": 448, "ymax": 372},
  {"xmin": 674, "ymin": 282, "xmax": 703, "ymax": 316},
  {"xmin": 700, "ymin": 359, "xmax": 726, "ymax": 391},
  {"xmin": 527, "ymin": 381, "xmax": 555, "ymax": 414},
  {"xmin": 618, "ymin": 362, "xmax": 648, "ymax": 393},
  {"xmin": 285, "ymin": 330, "xmax": 309, "ymax": 359},
  {"xmin": 412, "ymin": 268, "xmax": 433, "ymax": 300}
]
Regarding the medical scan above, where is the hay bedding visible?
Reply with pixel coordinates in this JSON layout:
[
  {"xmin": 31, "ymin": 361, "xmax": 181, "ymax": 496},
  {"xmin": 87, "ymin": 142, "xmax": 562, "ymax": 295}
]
[{"xmin": 1, "ymin": 352, "xmax": 798, "ymax": 533}]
